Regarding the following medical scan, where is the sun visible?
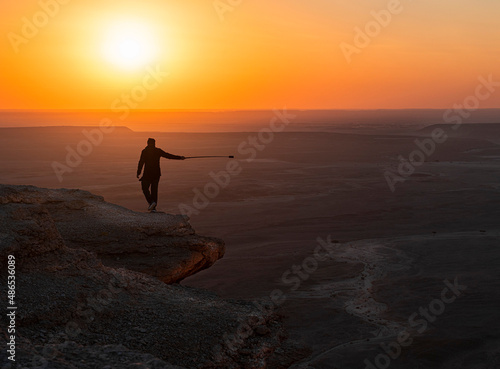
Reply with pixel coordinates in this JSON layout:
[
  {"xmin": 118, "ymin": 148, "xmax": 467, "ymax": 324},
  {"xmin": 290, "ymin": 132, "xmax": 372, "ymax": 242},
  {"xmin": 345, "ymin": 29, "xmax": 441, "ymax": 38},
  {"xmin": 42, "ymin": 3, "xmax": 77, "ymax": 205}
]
[{"xmin": 101, "ymin": 20, "xmax": 158, "ymax": 70}]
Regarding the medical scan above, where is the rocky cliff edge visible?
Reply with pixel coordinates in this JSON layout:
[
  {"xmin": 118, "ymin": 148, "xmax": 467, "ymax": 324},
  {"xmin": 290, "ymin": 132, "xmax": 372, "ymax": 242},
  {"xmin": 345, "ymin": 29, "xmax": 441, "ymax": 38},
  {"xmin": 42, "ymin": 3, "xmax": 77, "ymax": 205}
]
[{"xmin": 0, "ymin": 184, "xmax": 307, "ymax": 368}]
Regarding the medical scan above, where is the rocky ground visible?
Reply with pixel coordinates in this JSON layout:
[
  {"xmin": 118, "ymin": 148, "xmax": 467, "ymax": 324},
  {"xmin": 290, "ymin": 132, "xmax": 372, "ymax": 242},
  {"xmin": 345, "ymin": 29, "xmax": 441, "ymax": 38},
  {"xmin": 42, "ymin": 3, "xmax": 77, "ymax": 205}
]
[{"xmin": 0, "ymin": 184, "xmax": 307, "ymax": 368}]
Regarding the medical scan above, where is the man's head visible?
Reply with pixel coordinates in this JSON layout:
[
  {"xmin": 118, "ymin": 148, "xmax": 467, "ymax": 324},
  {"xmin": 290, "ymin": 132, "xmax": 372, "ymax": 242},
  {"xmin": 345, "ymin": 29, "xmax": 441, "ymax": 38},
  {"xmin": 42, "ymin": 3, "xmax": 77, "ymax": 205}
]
[{"xmin": 147, "ymin": 138, "xmax": 156, "ymax": 147}]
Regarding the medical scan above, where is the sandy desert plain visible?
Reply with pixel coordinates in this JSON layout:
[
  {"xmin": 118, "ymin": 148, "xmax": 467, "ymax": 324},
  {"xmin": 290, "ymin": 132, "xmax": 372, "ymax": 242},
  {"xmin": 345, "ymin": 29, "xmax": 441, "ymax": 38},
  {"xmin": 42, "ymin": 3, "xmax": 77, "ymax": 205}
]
[{"xmin": 1, "ymin": 110, "xmax": 500, "ymax": 368}]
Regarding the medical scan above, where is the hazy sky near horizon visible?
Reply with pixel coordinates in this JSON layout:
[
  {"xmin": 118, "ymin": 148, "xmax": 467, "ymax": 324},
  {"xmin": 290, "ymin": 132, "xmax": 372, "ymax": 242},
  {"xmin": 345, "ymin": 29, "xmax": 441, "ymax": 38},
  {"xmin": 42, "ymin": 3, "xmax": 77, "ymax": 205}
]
[{"xmin": 1, "ymin": 0, "xmax": 499, "ymax": 110}]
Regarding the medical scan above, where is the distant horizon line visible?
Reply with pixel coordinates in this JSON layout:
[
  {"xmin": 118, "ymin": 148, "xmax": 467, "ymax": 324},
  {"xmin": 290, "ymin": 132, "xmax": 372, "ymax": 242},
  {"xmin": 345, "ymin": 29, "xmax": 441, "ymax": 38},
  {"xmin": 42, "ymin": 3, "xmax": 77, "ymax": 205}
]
[{"xmin": 2, "ymin": 122, "xmax": 500, "ymax": 133}]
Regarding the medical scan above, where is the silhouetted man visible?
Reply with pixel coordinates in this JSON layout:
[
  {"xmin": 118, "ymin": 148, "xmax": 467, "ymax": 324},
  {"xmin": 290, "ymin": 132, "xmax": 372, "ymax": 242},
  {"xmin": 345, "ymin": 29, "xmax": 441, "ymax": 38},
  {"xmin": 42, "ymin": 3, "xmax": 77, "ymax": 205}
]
[{"xmin": 137, "ymin": 138, "xmax": 185, "ymax": 211}]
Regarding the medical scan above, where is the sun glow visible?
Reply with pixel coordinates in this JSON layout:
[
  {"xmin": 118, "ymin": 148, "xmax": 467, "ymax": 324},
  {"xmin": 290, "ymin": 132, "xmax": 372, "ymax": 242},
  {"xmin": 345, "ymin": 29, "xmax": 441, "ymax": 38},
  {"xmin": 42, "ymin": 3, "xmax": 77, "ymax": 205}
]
[{"xmin": 101, "ymin": 20, "xmax": 158, "ymax": 70}]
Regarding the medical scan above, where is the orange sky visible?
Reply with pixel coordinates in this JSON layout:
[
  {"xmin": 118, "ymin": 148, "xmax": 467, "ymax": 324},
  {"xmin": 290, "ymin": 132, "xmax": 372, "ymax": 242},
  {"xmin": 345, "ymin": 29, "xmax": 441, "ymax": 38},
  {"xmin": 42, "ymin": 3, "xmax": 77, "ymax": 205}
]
[{"xmin": 1, "ymin": 0, "xmax": 499, "ymax": 110}]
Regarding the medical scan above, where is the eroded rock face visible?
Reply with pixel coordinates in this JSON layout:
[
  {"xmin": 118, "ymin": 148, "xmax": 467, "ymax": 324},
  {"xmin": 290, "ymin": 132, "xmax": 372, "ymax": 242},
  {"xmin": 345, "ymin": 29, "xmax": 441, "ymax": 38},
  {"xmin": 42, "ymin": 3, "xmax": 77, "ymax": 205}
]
[
  {"xmin": 0, "ymin": 184, "xmax": 305, "ymax": 368},
  {"xmin": 0, "ymin": 184, "xmax": 225, "ymax": 283}
]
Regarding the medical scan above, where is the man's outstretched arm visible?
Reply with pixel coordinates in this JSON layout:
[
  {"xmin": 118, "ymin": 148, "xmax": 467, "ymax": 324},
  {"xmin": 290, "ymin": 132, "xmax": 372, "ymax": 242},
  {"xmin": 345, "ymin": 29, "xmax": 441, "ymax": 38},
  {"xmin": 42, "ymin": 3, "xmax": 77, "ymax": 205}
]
[
  {"xmin": 160, "ymin": 150, "xmax": 185, "ymax": 160},
  {"xmin": 137, "ymin": 152, "xmax": 145, "ymax": 178}
]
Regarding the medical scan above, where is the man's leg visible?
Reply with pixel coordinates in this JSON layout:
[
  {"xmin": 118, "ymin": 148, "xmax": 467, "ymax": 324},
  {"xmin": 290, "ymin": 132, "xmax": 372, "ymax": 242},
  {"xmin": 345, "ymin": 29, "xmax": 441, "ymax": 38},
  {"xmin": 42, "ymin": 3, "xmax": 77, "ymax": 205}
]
[
  {"xmin": 151, "ymin": 178, "xmax": 160, "ymax": 204},
  {"xmin": 141, "ymin": 179, "xmax": 153, "ymax": 204}
]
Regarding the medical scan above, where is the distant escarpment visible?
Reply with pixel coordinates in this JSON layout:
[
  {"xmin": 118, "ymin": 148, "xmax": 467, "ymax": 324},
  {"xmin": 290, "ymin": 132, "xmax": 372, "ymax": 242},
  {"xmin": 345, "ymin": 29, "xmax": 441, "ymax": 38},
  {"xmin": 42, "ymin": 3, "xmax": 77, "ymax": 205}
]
[{"xmin": 0, "ymin": 184, "xmax": 306, "ymax": 368}]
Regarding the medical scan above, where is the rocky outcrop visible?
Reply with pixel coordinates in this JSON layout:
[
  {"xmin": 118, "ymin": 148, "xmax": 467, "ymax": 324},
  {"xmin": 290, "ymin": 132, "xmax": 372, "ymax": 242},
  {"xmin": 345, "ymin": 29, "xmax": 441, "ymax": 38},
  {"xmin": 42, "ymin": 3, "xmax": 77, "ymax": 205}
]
[
  {"xmin": 0, "ymin": 184, "xmax": 224, "ymax": 283},
  {"xmin": 0, "ymin": 184, "xmax": 305, "ymax": 368}
]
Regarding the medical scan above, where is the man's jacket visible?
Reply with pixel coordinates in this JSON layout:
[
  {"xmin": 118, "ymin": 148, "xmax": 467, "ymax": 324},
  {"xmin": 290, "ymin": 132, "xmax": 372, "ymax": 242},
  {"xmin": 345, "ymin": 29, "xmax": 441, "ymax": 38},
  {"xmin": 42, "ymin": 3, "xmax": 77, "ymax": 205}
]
[{"xmin": 137, "ymin": 146, "xmax": 183, "ymax": 180}]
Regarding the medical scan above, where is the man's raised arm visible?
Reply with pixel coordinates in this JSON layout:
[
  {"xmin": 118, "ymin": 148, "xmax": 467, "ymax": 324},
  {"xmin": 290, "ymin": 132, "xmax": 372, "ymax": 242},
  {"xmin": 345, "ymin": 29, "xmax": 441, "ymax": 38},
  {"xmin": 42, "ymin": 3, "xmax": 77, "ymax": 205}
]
[{"xmin": 160, "ymin": 150, "xmax": 185, "ymax": 160}]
